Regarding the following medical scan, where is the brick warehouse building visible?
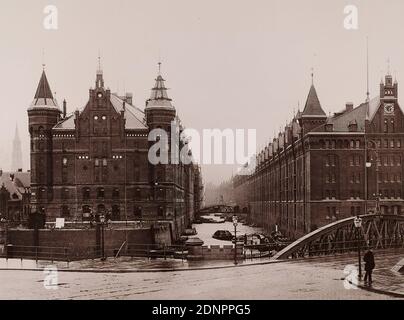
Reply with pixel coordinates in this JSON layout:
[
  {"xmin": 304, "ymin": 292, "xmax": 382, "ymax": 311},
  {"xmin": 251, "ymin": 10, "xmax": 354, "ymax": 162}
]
[
  {"xmin": 27, "ymin": 63, "xmax": 202, "ymax": 238},
  {"xmin": 233, "ymin": 73, "xmax": 404, "ymax": 239}
]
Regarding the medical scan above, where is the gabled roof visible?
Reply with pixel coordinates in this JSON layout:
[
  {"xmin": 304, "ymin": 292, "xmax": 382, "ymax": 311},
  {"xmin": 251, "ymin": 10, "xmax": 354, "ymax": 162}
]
[
  {"xmin": 311, "ymin": 96, "xmax": 380, "ymax": 133},
  {"xmin": 53, "ymin": 94, "xmax": 148, "ymax": 130},
  {"xmin": 30, "ymin": 70, "xmax": 59, "ymax": 109},
  {"xmin": 301, "ymin": 85, "xmax": 326, "ymax": 117},
  {"xmin": 110, "ymin": 94, "xmax": 148, "ymax": 130}
]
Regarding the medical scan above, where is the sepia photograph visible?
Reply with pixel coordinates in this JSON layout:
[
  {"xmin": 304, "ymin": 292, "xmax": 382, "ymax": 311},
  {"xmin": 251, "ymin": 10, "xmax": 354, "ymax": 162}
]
[{"xmin": 0, "ymin": 0, "xmax": 403, "ymax": 309}]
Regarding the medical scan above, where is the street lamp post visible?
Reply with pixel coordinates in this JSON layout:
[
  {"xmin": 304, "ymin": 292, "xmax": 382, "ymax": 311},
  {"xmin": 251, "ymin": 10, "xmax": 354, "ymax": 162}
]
[
  {"xmin": 365, "ymin": 140, "xmax": 380, "ymax": 215},
  {"xmin": 233, "ymin": 215, "xmax": 238, "ymax": 265},
  {"xmin": 100, "ymin": 215, "xmax": 106, "ymax": 261},
  {"xmin": 354, "ymin": 215, "xmax": 363, "ymax": 280}
]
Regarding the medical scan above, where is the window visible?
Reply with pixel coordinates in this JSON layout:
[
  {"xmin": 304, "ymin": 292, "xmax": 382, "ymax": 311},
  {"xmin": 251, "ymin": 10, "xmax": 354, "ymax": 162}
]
[
  {"xmin": 350, "ymin": 140, "xmax": 354, "ymax": 148},
  {"xmin": 384, "ymin": 120, "xmax": 388, "ymax": 133},
  {"xmin": 95, "ymin": 158, "xmax": 100, "ymax": 166},
  {"xmin": 62, "ymin": 157, "xmax": 68, "ymax": 166},
  {"xmin": 83, "ymin": 188, "xmax": 90, "ymax": 200},
  {"xmin": 102, "ymin": 158, "xmax": 107, "ymax": 166},
  {"xmin": 97, "ymin": 187, "xmax": 105, "ymax": 199},
  {"xmin": 397, "ymin": 140, "xmax": 401, "ymax": 148},
  {"xmin": 356, "ymin": 140, "xmax": 360, "ymax": 149},
  {"xmin": 112, "ymin": 188, "xmax": 120, "ymax": 199},
  {"xmin": 61, "ymin": 205, "xmax": 70, "ymax": 217},
  {"xmin": 62, "ymin": 188, "xmax": 69, "ymax": 200},
  {"xmin": 134, "ymin": 188, "xmax": 141, "ymax": 200},
  {"xmin": 112, "ymin": 205, "xmax": 120, "ymax": 220},
  {"xmin": 133, "ymin": 206, "xmax": 142, "ymax": 217},
  {"xmin": 384, "ymin": 139, "xmax": 388, "ymax": 148},
  {"xmin": 102, "ymin": 115, "xmax": 107, "ymax": 120},
  {"xmin": 390, "ymin": 140, "xmax": 395, "ymax": 148}
]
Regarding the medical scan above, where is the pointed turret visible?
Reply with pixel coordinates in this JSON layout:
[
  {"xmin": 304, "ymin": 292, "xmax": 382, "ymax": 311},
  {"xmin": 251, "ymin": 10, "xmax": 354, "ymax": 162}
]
[
  {"xmin": 301, "ymin": 85, "xmax": 326, "ymax": 117},
  {"xmin": 146, "ymin": 63, "xmax": 174, "ymax": 109},
  {"xmin": 30, "ymin": 69, "xmax": 59, "ymax": 109},
  {"xmin": 298, "ymin": 82, "xmax": 327, "ymax": 134},
  {"xmin": 145, "ymin": 63, "xmax": 177, "ymax": 141}
]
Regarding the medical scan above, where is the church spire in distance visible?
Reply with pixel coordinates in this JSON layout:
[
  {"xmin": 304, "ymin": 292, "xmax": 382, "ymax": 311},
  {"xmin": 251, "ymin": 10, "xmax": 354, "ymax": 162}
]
[{"xmin": 11, "ymin": 124, "xmax": 23, "ymax": 171}]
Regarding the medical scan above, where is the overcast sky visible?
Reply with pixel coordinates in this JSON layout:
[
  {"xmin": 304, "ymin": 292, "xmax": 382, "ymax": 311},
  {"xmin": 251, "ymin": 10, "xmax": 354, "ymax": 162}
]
[{"xmin": 1, "ymin": 0, "xmax": 404, "ymax": 184}]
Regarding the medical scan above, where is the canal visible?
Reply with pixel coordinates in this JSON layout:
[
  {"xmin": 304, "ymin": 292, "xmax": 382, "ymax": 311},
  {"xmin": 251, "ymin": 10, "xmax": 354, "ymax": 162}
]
[{"xmin": 192, "ymin": 214, "xmax": 263, "ymax": 246}]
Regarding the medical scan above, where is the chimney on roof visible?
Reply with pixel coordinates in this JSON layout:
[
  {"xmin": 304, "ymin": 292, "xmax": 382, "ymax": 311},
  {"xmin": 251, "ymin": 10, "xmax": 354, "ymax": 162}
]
[
  {"xmin": 10, "ymin": 173, "xmax": 14, "ymax": 181},
  {"xmin": 0, "ymin": 169, "xmax": 2, "ymax": 177},
  {"xmin": 63, "ymin": 99, "xmax": 67, "ymax": 118},
  {"xmin": 18, "ymin": 168, "xmax": 22, "ymax": 172},
  {"xmin": 345, "ymin": 102, "xmax": 354, "ymax": 112},
  {"xmin": 125, "ymin": 93, "xmax": 133, "ymax": 105}
]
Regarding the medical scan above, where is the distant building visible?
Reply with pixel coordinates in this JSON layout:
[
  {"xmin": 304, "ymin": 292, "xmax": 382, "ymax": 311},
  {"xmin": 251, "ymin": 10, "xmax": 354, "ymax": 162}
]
[
  {"xmin": 234, "ymin": 73, "xmax": 404, "ymax": 239},
  {"xmin": 27, "ymin": 63, "xmax": 201, "ymax": 238},
  {"xmin": 11, "ymin": 125, "xmax": 23, "ymax": 171},
  {"xmin": 0, "ymin": 170, "xmax": 31, "ymax": 223}
]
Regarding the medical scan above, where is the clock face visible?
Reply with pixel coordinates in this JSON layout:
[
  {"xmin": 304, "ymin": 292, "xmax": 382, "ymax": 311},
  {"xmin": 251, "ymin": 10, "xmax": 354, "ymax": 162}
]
[
  {"xmin": 384, "ymin": 104, "xmax": 394, "ymax": 115},
  {"xmin": 97, "ymin": 92, "xmax": 103, "ymax": 98}
]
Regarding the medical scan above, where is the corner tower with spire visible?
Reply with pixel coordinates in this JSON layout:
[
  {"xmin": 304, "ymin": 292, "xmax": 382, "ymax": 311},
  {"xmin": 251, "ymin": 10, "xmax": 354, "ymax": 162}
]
[{"xmin": 27, "ymin": 67, "xmax": 61, "ymax": 215}]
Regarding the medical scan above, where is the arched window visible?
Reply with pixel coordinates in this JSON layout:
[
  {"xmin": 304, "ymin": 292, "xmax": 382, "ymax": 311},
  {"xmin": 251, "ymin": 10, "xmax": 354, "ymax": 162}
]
[
  {"xmin": 112, "ymin": 188, "xmax": 120, "ymax": 199},
  {"xmin": 82, "ymin": 187, "xmax": 90, "ymax": 200},
  {"xmin": 158, "ymin": 206, "xmax": 164, "ymax": 217},
  {"xmin": 97, "ymin": 187, "xmax": 105, "ymax": 199}
]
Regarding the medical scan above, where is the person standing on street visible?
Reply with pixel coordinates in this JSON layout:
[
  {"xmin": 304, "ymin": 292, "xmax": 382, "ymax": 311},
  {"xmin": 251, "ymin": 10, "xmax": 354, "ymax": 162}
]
[{"xmin": 363, "ymin": 248, "xmax": 375, "ymax": 285}]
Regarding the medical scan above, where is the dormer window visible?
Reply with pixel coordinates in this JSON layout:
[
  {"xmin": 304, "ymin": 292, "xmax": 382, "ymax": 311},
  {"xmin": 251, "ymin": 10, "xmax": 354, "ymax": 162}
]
[{"xmin": 97, "ymin": 92, "xmax": 103, "ymax": 98}]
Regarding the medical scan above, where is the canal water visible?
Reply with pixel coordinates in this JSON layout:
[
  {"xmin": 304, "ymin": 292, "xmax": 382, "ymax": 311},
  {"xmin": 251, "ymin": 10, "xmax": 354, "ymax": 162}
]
[{"xmin": 192, "ymin": 214, "xmax": 263, "ymax": 246}]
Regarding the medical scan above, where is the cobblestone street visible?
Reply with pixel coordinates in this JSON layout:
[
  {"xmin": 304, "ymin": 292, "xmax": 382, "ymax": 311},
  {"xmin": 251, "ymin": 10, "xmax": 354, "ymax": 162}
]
[{"xmin": 1, "ymin": 250, "xmax": 402, "ymax": 299}]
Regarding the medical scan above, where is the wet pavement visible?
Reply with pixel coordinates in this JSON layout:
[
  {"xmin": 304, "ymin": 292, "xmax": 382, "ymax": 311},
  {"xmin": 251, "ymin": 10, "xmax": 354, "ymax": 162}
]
[{"xmin": 0, "ymin": 249, "xmax": 402, "ymax": 299}]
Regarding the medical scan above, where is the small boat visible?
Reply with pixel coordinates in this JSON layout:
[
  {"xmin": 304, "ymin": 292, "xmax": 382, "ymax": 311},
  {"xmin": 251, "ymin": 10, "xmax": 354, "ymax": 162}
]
[
  {"xmin": 183, "ymin": 228, "xmax": 197, "ymax": 236},
  {"xmin": 212, "ymin": 230, "xmax": 233, "ymax": 241}
]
